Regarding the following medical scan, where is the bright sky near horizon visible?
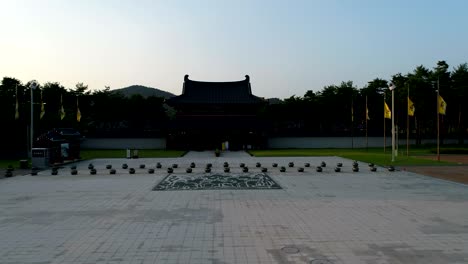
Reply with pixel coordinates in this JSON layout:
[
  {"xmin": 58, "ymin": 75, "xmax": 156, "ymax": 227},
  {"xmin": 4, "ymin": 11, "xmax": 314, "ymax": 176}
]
[{"xmin": 1, "ymin": 0, "xmax": 467, "ymax": 99}]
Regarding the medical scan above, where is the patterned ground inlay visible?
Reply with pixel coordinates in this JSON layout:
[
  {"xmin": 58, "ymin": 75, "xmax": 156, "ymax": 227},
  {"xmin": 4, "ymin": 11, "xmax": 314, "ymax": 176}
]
[{"xmin": 153, "ymin": 173, "xmax": 282, "ymax": 191}]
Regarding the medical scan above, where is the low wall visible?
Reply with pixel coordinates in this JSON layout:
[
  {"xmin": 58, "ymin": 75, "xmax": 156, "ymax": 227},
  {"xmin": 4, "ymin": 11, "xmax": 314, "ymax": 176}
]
[
  {"xmin": 80, "ymin": 137, "xmax": 462, "ymax": 150},
  {"xmin": 267, "ymin": 137, "xmax": 462, "ymax": 149},
  {"xmin": 81, "ymin": 138, "xmax": 166, "ymax": 149}
]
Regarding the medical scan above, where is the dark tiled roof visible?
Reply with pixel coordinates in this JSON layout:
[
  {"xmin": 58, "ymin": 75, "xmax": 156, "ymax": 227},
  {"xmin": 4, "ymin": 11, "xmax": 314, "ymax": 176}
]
[{"xmin": 167, "ymin": 75, "xmax": 264, "ymax": 105}]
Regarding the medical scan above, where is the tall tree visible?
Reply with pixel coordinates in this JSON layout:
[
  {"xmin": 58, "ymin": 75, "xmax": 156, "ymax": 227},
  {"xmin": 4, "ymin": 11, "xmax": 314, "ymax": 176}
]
[{"xmin": 451, "ymin": 63, "xmax": 468, "ymax": 143}]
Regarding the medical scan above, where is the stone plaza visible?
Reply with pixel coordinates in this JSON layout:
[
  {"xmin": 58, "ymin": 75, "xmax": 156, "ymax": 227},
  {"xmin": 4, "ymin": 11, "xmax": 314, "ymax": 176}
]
[{"xmin": 1, "ymin": 151, "xmax": 467, "ymax": 264}]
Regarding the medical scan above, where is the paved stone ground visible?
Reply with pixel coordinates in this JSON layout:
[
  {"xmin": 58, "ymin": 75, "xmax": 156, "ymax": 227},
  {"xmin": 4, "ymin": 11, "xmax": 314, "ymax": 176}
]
[{"xmin": 1, "ymin": 151, "xmax": 468, "ymax": 264}]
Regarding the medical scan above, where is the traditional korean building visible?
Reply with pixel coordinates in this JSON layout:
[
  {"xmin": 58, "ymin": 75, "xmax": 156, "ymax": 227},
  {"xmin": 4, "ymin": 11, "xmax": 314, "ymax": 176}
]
[{"xmin": 166, "ymin": 75, "xmax": 267, "ymax": 150}]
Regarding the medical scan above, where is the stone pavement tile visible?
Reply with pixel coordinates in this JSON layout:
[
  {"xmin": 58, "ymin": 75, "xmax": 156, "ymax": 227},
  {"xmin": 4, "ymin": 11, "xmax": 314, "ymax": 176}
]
[{"xmin": 1, "ymin": 156, "xmax": 468, "ymax": 263}]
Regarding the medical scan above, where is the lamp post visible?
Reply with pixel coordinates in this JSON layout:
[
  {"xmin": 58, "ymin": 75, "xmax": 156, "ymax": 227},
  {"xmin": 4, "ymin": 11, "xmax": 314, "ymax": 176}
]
[
  {"xmin": 389, "ymin": 82, "xmax": 396, "ymax": 162},
  {"xmin": 29, "ymin": 80, "xmax": 38, "ymax": 158}
]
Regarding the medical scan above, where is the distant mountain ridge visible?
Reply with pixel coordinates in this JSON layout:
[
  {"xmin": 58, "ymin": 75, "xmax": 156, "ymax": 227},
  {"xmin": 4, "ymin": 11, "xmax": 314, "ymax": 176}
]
[
  {"xmin": 112, "ymin": 84, "xmax": 282, "ymax": 103},
  {"xmin": 112, "ymin": 85, "xmax": 176, "ymax": 99}
]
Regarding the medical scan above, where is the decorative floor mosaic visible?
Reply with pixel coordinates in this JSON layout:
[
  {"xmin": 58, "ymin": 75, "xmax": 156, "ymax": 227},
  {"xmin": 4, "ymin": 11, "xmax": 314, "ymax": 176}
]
[{"xmin": 153, "ymin": 173, "xmax": 282, "ymax": 191}]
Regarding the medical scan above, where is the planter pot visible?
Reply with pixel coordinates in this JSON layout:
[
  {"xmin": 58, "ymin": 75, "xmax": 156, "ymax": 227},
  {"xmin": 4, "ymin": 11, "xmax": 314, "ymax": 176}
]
[
  {"xmin": 316, "ymin": 166, "xmax": 323, "ymax": 172},
  {"xmin": 110, "ymin": 169, "xmax": 116, "ymax": 174},
  {"xmin": 272, "ymin": 163, "xmax": 278, "ymax": 167},
  {"xmin": 304, "ymin": 163, "xmax": 310, "ymax": 167},
  {"xmin": 139, "ymin": 164, "xmax": 145, "ymax": 169},
  {"xmin": 242, "ymin": 167, "xmax": 249, "ymax": 173},
  {"xmin": 190, "ymin": 162, "xmax": 196, "ymax": 168},
  {"xmin": 148, "ymin": 169, "xmax": 154, "ymax": 174},
  {"xmin": 129, "ymin": 168, "xmax": 136, "ymax": 174},
  {"xmin": 205, "ymin": 168, "xmax": 211, "ymax": 173},
  {"xmin": 320, "ymin": 161, "xmax": 326, "ymax": 167},
  {"xmin": 256, "ymin": 162, "xmax": 261, "ymax": 167},
  {"xmin": 334, "ymin": 167, "xmax": 341, "ymax": 172},
  {"xmin": 186, "ymin": 168, "xmax": 192, "ymax": 173},
  {"xmin": 71, "ymin": 169, "xmax": 78, "ymax": 175},
  {"xmin": 224, "ymin": 167, "xmax": 230, "ymax": 173},
  {"xmin": 261, "ymin": 168, "xmax": 268, "ymax": 172},
  {"xmin": 280, "ymin": 166, "xmax": 286, "ymax": 172},
  {"xmin": 288, "ymin": 162, "xmax": 294, "ymax": 167},
  {"xmin": 167, "ymin": 168, "xmax": 173, "ymax": 173},
  {"xmin": 122, "ymin": 164, "xmax": 128, "ymax": 169},
  {"xmin": 106, "ymin": 165, "xmax": 112, "ymax": 169},
  {"xmin": 298, "ymin": 167, "xmax": 304, "ymax": 172},
  {"xmin": 156, "ymin": 163, "xmax": 162, "ymax": 169}
]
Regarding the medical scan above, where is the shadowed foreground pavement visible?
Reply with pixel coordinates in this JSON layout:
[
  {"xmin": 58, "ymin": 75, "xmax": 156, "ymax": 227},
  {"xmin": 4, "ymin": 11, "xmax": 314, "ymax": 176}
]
[{"xmin": 1, "ymin": 152, "xmax": 467, "ymax": 264}]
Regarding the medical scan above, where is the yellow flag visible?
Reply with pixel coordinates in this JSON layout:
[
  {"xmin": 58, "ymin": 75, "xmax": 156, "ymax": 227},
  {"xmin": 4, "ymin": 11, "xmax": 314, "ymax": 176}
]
[
  {"xmin": 76, "ymin": 97, "xmax": 81, "ymax": 122},
  {"xmin": 15, "ymin": 84, "xmax": 19, "ymax": 120},
  {"xmin": 40, "ymin": 90, "xmax": 45, "ymax": 119},
  {"xmin": 60, "ymin": 94, "xmax": 66, "ymax": 120},
  {"xmin": 408, "ymin": 97, "xmax": 415, "ymax": 116},
  {"xmin": 366, "ymin": 107, "xmax": 370, "ymax": 120},
  {"xmin": 384, "ymin": 102, "xmax": 391, "ymax": 119},
  {"xmin": 438, "ymin": 95, "xmax": 447, "ymax": 115}
]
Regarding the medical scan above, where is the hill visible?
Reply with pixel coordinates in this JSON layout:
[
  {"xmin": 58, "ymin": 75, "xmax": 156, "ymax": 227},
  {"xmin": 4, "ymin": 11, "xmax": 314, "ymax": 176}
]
[{"xmin": 112, "ymin": 85, "xmax": 176, "ymax": 99}]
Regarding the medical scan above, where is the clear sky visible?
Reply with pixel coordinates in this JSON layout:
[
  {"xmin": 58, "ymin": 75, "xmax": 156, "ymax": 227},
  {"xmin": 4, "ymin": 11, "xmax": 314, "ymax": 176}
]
[{"xmin": 1, "ymin": 0, "xmax": 467, "ymax": 99}]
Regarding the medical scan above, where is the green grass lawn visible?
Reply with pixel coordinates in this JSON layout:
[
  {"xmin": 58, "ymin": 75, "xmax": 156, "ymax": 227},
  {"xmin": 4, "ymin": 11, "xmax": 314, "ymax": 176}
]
[
  {"xmin": 2, "ymin": 146, "xmax": 466, "ymax": 168},
  {"xmin": 0, "ymin": 160, "xmax": 24, "ymax": 169},
  {"xmin": 248, "ymin": 147, "xmax": 459, "ymax": 166}
]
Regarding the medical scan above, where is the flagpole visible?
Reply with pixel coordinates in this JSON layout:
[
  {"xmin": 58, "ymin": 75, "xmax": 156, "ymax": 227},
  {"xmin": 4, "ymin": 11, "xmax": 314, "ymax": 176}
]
[
  {"xmin": 407, "ymin": 83, "xmax": 410, "ymax": 156},
  {"xmin": 437, "ymin": 78, "xmax": 440, "ymax": 162},
  {"xmin": 351, "ymin": 99, "xmax": 354, "ymax": 149},
  {"xmin": 29, "ymin": 82, "xmax": 39, "ymax": 158},
  {"xmin": 365, "ymin": 95, "xmax": 368, "ymax": 151},
  {"xmin": 390, "ymin": 83, "xmax": 396, "ymax": 162},
  {"xmin": 30, "ymin": 85, "xmax": 34, "ymax": 158},
  {"xmin": 384, "ymin": 93, "xmax": 386, "ymax": 153}
]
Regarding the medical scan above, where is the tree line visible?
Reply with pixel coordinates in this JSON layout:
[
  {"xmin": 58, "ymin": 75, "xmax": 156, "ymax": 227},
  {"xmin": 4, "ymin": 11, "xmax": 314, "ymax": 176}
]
[
  {"xmin": 1, "ymin": 60, "xmax": 468, "ymax": 156},
  {"xmin": 267, "ymin": 61, "xmax": 468, "ymax": 145}
]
